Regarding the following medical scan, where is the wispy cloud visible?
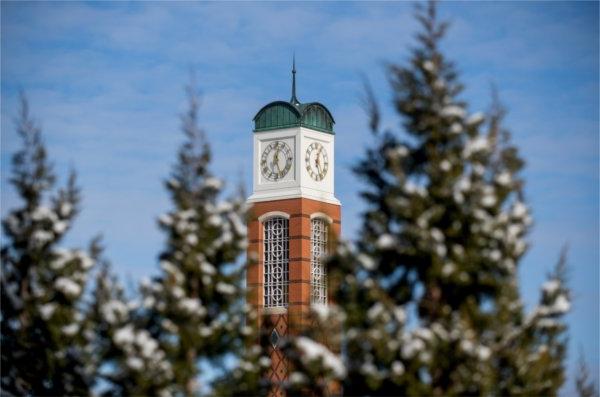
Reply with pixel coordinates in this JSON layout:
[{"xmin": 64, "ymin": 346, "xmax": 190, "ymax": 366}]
[{"xmin": 1, "ymin": 1, "xmax": 598, "ymax": 386}]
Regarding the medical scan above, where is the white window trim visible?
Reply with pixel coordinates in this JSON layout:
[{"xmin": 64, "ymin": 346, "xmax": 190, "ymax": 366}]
[
  {"xmin": 259, "ymin": 211, "xmax": 290, "ymax": 222},
  {"xmin": 263, "ymin": 306, "xmax": 287, "ymax": 315},
  {"xmin": 310, "ymin": 212, "xmax": 333, "ymax": 224}
]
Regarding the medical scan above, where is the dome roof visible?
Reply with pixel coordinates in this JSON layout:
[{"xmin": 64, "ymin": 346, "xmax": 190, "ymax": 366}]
[
  {"xmin": 253, "ymin": 59, "xmax": 335, "ymax": 134},
  {"xmin": 253, "ymin": 101, "xmax": 335, "ymax": 134}
]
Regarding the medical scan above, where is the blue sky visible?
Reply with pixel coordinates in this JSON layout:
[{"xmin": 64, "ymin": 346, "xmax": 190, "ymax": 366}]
[{"xmin": 1, "ymin": 1, "xmax": 598, "ymax": 391}]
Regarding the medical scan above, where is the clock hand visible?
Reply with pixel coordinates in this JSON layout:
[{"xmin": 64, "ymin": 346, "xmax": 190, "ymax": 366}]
[{"xmin": 272, "ymin": 148, "xmax": 280, "ymax": 173}]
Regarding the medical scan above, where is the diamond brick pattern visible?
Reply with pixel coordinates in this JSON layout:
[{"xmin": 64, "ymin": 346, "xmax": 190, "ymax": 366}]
[
  {"xmin": 267, "ymin": 314, "xmax": 288, "ymax": 396},
  {"xmin": 270, "ymin": 328, "xmax": 280, "ymax": 348}
]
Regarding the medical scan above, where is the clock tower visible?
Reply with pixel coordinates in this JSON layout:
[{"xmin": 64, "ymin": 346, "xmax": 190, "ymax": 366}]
[{"xmin": 246, "ymin": 60, "xmax": 341, "ymax": 395}]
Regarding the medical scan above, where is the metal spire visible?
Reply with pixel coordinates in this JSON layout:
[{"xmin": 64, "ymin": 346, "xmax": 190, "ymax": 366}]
[{"xmin": 290, "ymin": 54, "xmax": 300, "ymax": 106}]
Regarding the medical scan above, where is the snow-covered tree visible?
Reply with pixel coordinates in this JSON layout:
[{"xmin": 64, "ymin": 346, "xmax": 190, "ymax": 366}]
[
  {"xmin": 493, "ymin": 248, "xmax": 571, "ymax": 396},
  {"xmin": 89, "ymin": 263, "xmax": 173, "ymax": 396},
  {"xmin": 1, "ymin": 94, "xmax": 99, "ymax": 395},
  {"xmin": 285, "ymin": 2, "xmax": 570, "ymax": 396},
  {"xmin": 281, "ymin": 304, "xmax": 347, "ymax": 396},
  {"xmin": 212, "ymin": 305, "xmax": 271, "ymax": 397},
  {"xmin": 138, "ymin": 78, "xmax": 249, "ymax": 395}
]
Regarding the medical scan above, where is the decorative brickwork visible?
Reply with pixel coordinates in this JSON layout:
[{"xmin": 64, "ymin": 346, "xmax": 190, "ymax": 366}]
[
  {"xmin": 247, "ymin": 197, "xmax": 341, "ymax": 395},
  {"xmin": 266, "ymin": 314, "xmax": 288, "ymax": 396}
]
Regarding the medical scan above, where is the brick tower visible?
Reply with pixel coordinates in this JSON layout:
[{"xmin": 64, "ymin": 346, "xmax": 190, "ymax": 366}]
[{"xmin": 246, "ymin": 60, "xmax": 341, "ymax": 395}]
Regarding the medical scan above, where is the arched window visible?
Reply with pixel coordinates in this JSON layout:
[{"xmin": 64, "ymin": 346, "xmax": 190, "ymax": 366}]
[
  {"xmin": 263, "ymin": 217, "xmax": 289, "ymax": 308},
  {"xmin": 311, "ymin": 217, "xmax": 329, "ymax": 305}
]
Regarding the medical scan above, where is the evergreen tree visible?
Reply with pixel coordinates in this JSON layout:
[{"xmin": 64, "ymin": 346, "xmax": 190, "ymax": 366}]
[
  {"xmin": 1, "ymin": 94, "xmax": 99, "ymax": 395},
  {"xmin": 212, "ymin": 307, "xmax": 271, "ymax": 397},
  {"xmin": 343, "ymin": 2, "xmax": 569, "ymax": 394},
  {"xmin": 285, "ymin": 2, "xmax": 570, "ymax": 396},
  {"xmin": 138, "ymin": 77, "xmax": 249, "ymax": 395},
  {"xmin": 281, "ymin": 304, "xmax": 347, "ymax": 396},
  {"xmin": 89, "ymin": 263, "xmax": 173, "ymax": 396},
  {"xmin": 493, "ymin": 248, "xmax": 571, "ymax": 395},
  {"xmin": 576, "ymin": 351, "xmax": 599, "ymax": 397}
]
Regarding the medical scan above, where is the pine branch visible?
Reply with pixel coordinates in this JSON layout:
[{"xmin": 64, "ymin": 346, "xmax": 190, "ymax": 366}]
[{"xmin": 576, "ymin": 350, "xmax": 599, "ymax": 397}]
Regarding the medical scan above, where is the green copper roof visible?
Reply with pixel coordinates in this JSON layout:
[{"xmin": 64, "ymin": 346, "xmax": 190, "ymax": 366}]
[{"xmin": 253, "ymin": 59, "xmax": 335, "ymax": 134}]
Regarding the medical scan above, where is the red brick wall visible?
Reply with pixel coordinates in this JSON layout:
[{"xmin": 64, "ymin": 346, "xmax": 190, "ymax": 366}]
[{"xmin": 246, "ymin": 197, "xmax": 341, "ymax": 394}]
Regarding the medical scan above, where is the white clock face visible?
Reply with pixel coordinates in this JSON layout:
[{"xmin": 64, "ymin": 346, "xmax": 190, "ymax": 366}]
[
  {"xmin": 305, "ymin": 142, "xmax": 328, "ymax": 181},
  {"xmin": 261, "ymin": 141, "xmax": 293, "ymax": 182}
]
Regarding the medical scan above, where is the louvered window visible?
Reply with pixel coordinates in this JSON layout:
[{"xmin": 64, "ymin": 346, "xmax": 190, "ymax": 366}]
[{"xmin": 263, "ymin": 217, "xmax": 289, "ymax": 308}]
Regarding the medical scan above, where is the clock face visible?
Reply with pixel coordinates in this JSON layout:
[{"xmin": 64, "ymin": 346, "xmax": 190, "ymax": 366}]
[
  {"xmin": 261, "ymin": 141, "xmax": 293, "ymax": 182},
  {"xmin": 305, "ymin": 142, "xmax": 328, "ymax": 181}
]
